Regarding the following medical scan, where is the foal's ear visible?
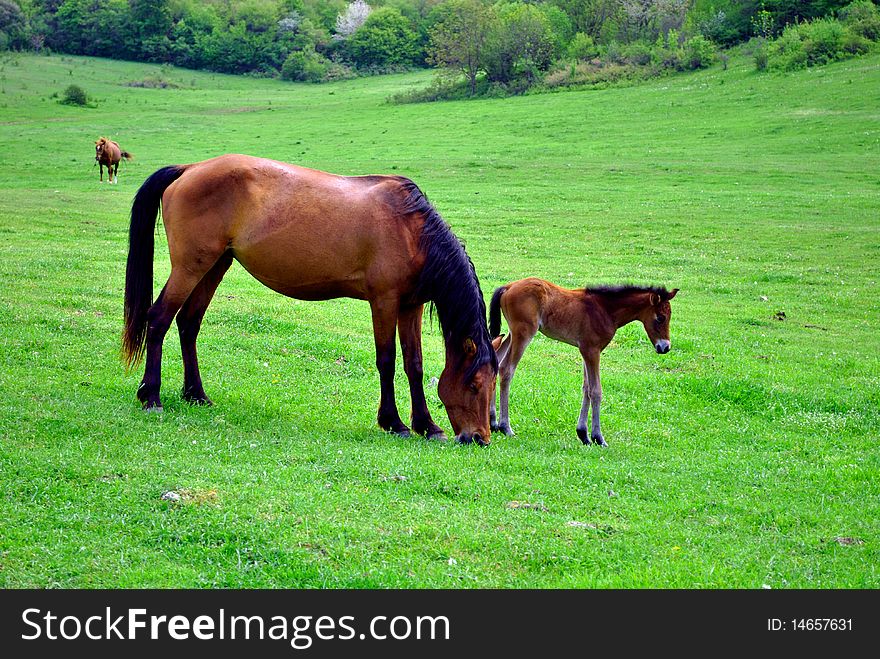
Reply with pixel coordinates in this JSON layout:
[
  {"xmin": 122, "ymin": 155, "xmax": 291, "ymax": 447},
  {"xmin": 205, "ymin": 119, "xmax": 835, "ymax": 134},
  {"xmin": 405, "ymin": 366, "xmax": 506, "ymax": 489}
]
[
  {"xmin": 463, "ymin": 337, "xmax": 477, "ymax": 357},
  {"xmin": 667, "ymin": 288, "xmax": 679, "ymax": 300},
  {"xmin": 649, "ymin": 293, "xmax": 661, "ymax": 306}
]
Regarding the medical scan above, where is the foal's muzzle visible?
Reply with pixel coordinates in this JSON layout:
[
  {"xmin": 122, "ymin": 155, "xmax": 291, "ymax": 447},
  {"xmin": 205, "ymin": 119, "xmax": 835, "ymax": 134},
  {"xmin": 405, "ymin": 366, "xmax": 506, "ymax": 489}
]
[{"xmin": 655, "ymin": 340, "xmax": 671, "ymax": 354}]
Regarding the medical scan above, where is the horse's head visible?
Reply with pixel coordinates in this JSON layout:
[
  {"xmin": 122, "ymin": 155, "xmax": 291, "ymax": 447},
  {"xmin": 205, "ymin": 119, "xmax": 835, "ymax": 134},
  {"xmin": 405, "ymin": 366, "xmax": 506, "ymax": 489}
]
[
  {"xmin": 438, "ymin": 336, "xmax": 497, "ymax": 446},
  {"xmin": 95, "ymin": 138, "xmax": 107, "ymax": 159},
  {"xmin": 639, "ymin": 288, "xmax": 679, "ymax": 354}
]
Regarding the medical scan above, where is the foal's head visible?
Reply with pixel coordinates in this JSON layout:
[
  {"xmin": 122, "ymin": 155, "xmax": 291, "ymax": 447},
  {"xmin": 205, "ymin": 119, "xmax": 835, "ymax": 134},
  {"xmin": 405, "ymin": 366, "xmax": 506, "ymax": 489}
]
[{"xmin": 637, "ymin": 288, "xmax": 679, "ymax": 354}]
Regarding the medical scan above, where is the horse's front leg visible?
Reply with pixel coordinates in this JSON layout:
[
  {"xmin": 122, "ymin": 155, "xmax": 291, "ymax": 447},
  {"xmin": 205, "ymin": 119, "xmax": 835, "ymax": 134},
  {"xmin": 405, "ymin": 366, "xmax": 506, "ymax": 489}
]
[
  {"xmin": 99, "ymin": 163, "xmax": 104, "ymax": 182},
  {"xmin": 370, "ymin": 295, "xmax": 410, "ymax": 436},
  {"xmin": 398, "ymin": 304, "xmax": 445, "ymax": 440},
  {"xmin": 578, "ymin": 348, "xmax": 606, "ymax": 446}
]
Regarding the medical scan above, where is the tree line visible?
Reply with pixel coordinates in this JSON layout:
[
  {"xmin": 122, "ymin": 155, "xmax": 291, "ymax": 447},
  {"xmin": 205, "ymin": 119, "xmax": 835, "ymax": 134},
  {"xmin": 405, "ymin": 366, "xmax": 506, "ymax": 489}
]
[{"xmin": 0, "ymin": 1, "xmax": 874, "ymax": 91}]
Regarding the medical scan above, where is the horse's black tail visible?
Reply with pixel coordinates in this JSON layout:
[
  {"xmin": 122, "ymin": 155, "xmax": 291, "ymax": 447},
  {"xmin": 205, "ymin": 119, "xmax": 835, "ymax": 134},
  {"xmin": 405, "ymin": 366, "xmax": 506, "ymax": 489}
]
[
  {"xmin": 489, "ymin": 285, "xmax": 507, "ymax": 339},
  {"xmin": 122, "ymin": 165, "xmax": 186, "ymax": 370},
  {"xmin": 120, "ymin": 151, "xmax": 134, "ymax": 161}
]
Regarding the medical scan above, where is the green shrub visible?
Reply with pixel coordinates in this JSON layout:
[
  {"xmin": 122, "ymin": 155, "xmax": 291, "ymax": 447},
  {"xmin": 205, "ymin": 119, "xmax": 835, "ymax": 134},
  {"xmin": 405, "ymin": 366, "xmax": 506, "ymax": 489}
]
[
  {"xmin": 568, "ymin": 32, "xmax": 598, "ymax": 61},
  {"xmin": 754, "ymin": 43, "xmax": 768, "ymax": 70},
  {"xmin": 769, "ymin": 25, "xmax": 807, "ymax": 70},
  {"xmin": 59, "ymin": 84, "xmax": 89, "ymax": 106},
  {"xmin": 280, "ymin": 50, "xmax": 330, "ymax": 83},
  {"xmin": 346, "ymin": 7, "xmax": 420, "ymax": 68},
  {"xmin": 622, "ymin": 40, "xmax": 652, "ymax": 66},
  {"xmin": 683, "ymin": 35, "xmax": 716, "ymax": 69},
  {"xmin": 839, "ymin": 0, "xmax": 880, "ymax": 41},
  {"xmin": 800, "ymin": 18, "xmax": 846, "ymax": 66},
  {"xmin": 841, "ymin": 30, "xmax": 873, "ymax": 54},
  {"xmin": 602, "ymin": 41, "xmax": 624, "ymax": 65}
]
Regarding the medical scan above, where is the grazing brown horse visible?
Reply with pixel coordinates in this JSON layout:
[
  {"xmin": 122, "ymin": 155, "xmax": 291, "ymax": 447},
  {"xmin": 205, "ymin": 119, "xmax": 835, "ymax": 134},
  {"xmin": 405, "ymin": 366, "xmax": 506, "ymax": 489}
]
[
  {"xmin": 488, "ymin": 278, "xmax": 678, "ymax": 446},
  {"xmin": 122, "ymin": 155, "xmax": 497, "ymax": 444},
  {"xmin": 95, "ymin": 137, "xmax": 133, "ymax": 183}
]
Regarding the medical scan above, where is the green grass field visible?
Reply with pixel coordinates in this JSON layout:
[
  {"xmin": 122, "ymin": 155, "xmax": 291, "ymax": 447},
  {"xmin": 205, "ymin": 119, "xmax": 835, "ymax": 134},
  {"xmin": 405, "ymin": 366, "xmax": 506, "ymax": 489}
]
[{"xmin": 0, "ymin": 51, "xmax": 877, "ymax": 588}]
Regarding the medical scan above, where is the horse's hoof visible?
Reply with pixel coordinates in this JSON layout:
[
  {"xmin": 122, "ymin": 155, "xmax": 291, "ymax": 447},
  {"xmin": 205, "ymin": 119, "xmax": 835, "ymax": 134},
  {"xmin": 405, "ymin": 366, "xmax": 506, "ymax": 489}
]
[
  {"xmin": 591, "ymin": 435, "xmax": 608, "ymax": 447},
  {"xmin": 577, "ymin": 428, "xmax": 591, "ymax": 445},
  {"xmin": 427, "ymin": 431, "xmax": 448, "ymax": 442},
  {"xmin": 498, "ymin": 425, "xmax": 515, "ymax": 437},
  {"xmin": 182, "ymin": 390, "xmax": 213, "ymax": 406},
  {"xmin": 143, "ymin": 404, "xmax": 164, "ymax": 414},
  {"xmin": 490, "ymin": 422, "xmax": 501, "ymax": 432}
]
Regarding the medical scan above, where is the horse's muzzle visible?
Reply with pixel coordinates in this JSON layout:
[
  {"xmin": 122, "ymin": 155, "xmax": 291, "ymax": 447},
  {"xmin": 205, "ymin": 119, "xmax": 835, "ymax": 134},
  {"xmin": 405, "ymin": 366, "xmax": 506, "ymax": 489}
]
[
  {"xmin": 456, "ymin": 432, "xmax": 490, "ymax": 446},
  {"xmin": 655, "ymin": 340, "xmax": 671, "ymax": 354}
]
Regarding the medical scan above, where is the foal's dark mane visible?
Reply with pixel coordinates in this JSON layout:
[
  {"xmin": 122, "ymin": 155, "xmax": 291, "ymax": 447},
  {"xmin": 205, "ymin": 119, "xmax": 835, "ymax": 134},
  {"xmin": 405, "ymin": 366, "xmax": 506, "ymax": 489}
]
[
  {"xmin": 586, "ymin": 284, "xmax": 673, "ymax": 301},
  {"xmin": 398, "ymin": 179, "xmax": 497, "ymax": 378}
]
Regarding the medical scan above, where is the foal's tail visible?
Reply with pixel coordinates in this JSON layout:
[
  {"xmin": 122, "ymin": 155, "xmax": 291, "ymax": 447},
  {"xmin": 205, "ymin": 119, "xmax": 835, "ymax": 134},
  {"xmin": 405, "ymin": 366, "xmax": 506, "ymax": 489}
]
[
  {"xmin": 489, "ymin": 285, "xmax": 507, "ymax": 339},
  {"xmin": 120, "ymin": 151, "xmax": 134, "ymax": 161},
  {"xmin": 122, "ymin": 165, "xmax": 186, "ymax": 369}
]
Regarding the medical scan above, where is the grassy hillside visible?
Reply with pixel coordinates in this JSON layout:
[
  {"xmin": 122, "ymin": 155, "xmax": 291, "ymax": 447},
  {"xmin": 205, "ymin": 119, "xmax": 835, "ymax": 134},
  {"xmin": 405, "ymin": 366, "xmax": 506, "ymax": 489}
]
[{"xmin": 0, "ymin": 51, "xmax": 877, "ymax": 587}]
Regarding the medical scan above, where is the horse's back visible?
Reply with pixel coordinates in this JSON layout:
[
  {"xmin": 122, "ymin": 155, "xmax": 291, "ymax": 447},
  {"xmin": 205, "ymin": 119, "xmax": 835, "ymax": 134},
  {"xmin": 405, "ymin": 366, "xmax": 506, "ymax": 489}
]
[
  {"xmin": 161, "ymin": 155, "xmax": 424, "ymax": 300},
  {"xmin": 503, "ymin": 278, "xmax": 588, "ymax": 345}
]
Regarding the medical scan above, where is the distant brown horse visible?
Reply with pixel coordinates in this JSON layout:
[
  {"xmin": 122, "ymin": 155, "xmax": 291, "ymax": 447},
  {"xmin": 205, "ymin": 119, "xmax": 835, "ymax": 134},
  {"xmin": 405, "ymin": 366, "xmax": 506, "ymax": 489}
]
[
  {"xmin": 123, "ymin": 155, "xmax": 498, "ymax": 444},
  {"xmin": 489, "ymin": 278, "xmax": 678, "ymax": 446},
  {"xmin": 95, "ymin": 137, "xmax": 133, "ymax": 183}
]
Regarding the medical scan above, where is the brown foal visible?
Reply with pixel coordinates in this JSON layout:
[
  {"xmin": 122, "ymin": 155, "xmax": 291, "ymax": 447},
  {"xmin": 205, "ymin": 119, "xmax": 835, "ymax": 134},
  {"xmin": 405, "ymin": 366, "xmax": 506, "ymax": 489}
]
[{"xmin": 489, "ymin": 278, "xmax": 678, "ymax": 446}]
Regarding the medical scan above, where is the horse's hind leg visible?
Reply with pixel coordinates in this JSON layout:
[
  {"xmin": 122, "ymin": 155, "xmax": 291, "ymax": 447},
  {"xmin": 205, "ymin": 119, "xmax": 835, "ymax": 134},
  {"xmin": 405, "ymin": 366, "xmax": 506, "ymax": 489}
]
[
  {"xmin": 137, "ymin": 266, "xmax": 213, "ymax": 411},
  {"xmin": 177, "ymin": 252, "xmax": 233, "ymax": 405},
  {"xmin": 398, "ymin": 303, "xmax": 445, "ymax": 440},
  {"xmin": 113, "ymin": 163, "xmax": 119, "ymax": 184},
  {"xmin": 497, "ymin": 325, "xmax": 536, "ymax": 436},
  {"xmin": 490, "ymin": 334, "xmax": 511, "ymax": 431}
]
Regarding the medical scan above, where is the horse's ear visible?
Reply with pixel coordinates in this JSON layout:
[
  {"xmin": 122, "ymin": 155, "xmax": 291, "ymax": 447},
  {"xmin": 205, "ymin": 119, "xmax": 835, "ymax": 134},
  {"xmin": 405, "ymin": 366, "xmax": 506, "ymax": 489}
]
[
  {"xmin": 667, "ymin": 288, "xmax": 679, "ymax": 300},
  {"xmin": 649, "ymin": 293, "xmax": 661, "ymax": 306},
  {"xmin": 463, "ymin": 337, "xmax": 477, "ymax": 357}
]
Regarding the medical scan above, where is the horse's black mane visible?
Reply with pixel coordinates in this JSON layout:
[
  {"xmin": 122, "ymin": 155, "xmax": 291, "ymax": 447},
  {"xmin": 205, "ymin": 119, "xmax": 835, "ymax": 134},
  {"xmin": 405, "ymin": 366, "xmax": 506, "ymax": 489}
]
[
  {"xmin": 587, "ymin": 284, "xmax": 673, "ymax": 300},
  {"xmin": 398, "ymin": 179, "xmax": 497, "ymax": 378}
]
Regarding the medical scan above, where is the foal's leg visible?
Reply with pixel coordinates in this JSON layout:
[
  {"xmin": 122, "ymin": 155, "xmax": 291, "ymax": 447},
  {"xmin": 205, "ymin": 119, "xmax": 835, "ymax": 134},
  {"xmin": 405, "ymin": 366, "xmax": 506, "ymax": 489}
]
[
  {"xmin": 370, "ymin": 295, "xmax": 410, "ymax": 436},
  {"xmin": 113, "ymin": 162, "xmax": 119, "ymax": 184},
  {"xmin": 576, "ymin": 361, "xmax": 592, "ymax": 445},
  {"xmin": 137, "ymin": 266, "xmax": 213, "ymax": 411},
  {"xmin": 577, "ymin": 348, "xmax": 606, "ymax": 446},
  {"xmin": 490, "ymin": 334, "xmax": 511, "ymax": 431},
  {"xmin": 497, "ymin": 326, "xmax": 536, "ymax": 436},
  {"xmin": 99, "ymin": 163, "xmax": 104, "ymax": 182},
  {"xmin": 176, "ymin": 252, "xmax": 233, "ymax": 405},
  {"xmin": 398, "ymin": 304, "xmax": 445, "ymax": 440}
]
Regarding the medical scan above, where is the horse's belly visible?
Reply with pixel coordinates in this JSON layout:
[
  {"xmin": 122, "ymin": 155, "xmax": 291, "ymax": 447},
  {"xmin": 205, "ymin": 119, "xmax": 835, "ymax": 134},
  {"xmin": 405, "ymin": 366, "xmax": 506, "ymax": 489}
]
[
  {"xmin": 539, "ymin": 325, "xmax": 579, "ymax": 347},
  {"xmin": 234, "ymin": 253, "xmax": 368, "ymax": 301}
]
